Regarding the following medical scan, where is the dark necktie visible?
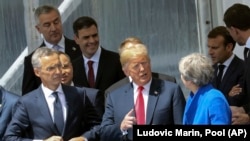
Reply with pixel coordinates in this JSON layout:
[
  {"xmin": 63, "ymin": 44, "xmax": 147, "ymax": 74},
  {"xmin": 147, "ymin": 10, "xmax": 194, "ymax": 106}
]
[
  {"xmin": 52, "ymin": 92, "xmax": 64, "ymax": 134},
  {"xmin": 135, "ymin": 86, "xmax": 145, "ymax": 125},
  {"xmin": 88, "ymin": 60, "xmax": 95, "ymax": 88},
  {"xmin": 216, "ymin": 64, "xmax": 225, "ymax": 88},
  {"xmin": 244, "ymin": 48, "xmax": 249, "ymax": 60}
]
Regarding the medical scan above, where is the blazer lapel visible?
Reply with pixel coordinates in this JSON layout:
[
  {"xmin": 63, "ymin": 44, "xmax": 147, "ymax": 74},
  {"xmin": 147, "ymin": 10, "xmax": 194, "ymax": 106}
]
[
  {"xmin": 124, "ymin": 84, "xmax": 135, "ymax": 114},
  {"xmin": 73, "ymin": 57, "xmax": 89, "ymax": 87},
  {"xmin": 146, "ymin": 78, "xmax": 161, "ymax": 124},
  {"xmin": 36, "ymin": 87, "xmax": 59, "ymax": 134},
  {"xmin": 220, "ymin": 56, "xmax": 237, "ymax": 89},
  {"xmin": 95, "ymin": 48, "xmax": 105, "ymax": 87},
  {"xmin": 61, "ymin": 85, "xmax": 77, "ymax": 136},
  {"xmin": 0, "ymin": 90, "xmax": 3, "ymax": 114}
]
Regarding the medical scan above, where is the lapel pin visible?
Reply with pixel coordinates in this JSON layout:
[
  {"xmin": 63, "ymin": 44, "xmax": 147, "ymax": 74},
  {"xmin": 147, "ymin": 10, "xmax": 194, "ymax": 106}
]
[
  {"xmin": 72, "ymin": 47, "xmax": 76, "ymax": 51},
  {"xmin": 154, "ymin": 91, "xmax": 158, "ymax": 95}
]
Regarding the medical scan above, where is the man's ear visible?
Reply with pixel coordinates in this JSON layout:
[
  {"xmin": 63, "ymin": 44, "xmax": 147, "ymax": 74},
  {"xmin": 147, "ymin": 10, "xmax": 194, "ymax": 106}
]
[
  {"xmin": 34, "ymin": 68, "xmax": 41, "ymax": 77},
  {"xmin": 231, "ymin": 26, "xmax": 240, "ymax": 35},
  {"xmin": 226, "ymin": 43, "xmax": 234, "ymax": 51},
  {"xmin": 74, "ymin": 35, "xmax": 79, "ymax": 44},
  {"xmin": 35, "ymin": 25, "xmax": 41, "ymax": 33},
  {"xmin": 122, "ymin": 67, "xmax": 130, "ymax": 77}
]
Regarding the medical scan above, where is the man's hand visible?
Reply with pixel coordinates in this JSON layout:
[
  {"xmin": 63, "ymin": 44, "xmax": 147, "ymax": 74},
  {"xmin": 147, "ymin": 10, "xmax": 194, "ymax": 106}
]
[
  {"xmin": 69, "ymin": 136, "xmax": 85, "ymax": 141},
  {"xmin": 230, "ymin": 106, "xmax": 245, "ymax": 114},
  {"xmin": 228, "ymin": 84, "xmax": 242, "ymax": 97},
  {"xmin": 120, "ymin": 109, "xmax": 136, "ymax": 131},
  {"xmin": 232, "ymin": 112, "xmax": 250, "ymax": 125},
  {"xmin": 44, "ymin": 136, "xmax": 63, "ymax": 141}
]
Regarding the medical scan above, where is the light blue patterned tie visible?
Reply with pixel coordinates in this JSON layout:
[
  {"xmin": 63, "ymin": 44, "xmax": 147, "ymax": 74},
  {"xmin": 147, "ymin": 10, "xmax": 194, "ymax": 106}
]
[{"xmin": 53, "ymin": 45, "xmax": 62, "ymax": 52}]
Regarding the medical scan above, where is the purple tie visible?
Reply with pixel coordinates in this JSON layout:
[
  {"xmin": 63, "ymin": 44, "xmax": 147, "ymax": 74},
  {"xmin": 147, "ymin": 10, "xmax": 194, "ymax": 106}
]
[{"xmin": 88, "ymin": 60, "xmax": 95, "ymax": 88}]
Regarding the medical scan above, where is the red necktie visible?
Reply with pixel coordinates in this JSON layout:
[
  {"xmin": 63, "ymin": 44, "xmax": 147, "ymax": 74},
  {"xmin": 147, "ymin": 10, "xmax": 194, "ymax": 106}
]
[
  {"xmin": 135, "ymin": 86, "xmax": 145, "ymax": 124},
  {"xmin": 87, "ymin": 60, "xmax": 95, "ymax": 88}
]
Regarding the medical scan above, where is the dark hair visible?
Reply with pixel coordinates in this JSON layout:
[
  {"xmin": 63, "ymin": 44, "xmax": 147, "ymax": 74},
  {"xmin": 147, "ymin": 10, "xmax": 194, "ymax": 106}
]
[
  {"xmin": 73, "ymin": 16, "xmax": 98, "ymax": 36},
  {"xmin": 223, "ymin": 3, "xmax": 250, "ymax": 31},
  {"xmin": 207, "ymin": 26, "xmax": 236, "ymax": 49}
]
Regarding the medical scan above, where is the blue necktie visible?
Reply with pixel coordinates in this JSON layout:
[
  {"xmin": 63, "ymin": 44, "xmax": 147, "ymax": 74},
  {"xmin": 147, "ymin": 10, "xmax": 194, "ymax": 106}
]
[
  {"xmin": 52, "ymin": 92, "xmax": 64, "ymax": 134},
  {"xmin": 53, "ymin": 45, "xmax": 62, "ymax": 52}
]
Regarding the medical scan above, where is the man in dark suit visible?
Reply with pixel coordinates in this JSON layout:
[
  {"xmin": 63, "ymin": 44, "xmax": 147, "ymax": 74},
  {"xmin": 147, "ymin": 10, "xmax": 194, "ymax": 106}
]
[
  {"xmin": 22, "ymin": 4, "xmax": 82, "ymax": 95},
  {"xmin": 0, "ymin": 86, "xmax": 20, "ymax": 140},
  {"xmin": 100, "ymin": 40, "xmax": 186, "ymax": 141},
  {"xmin": 59, "ymin": 51, "xmax": 104, "ymax": 117},
  {"xmin": 72, "ymin": 16, "xmax": 126, "ymax": 114},
  {"xmin": 207, "ymin": 26, "xmax": 245, "ymax": 106},
  {"xmin": 4, "ymin": 48, "xmax": 101, "ymax": 141},
  {"xmin": 223, "ymin": 3, "xmax": 250, "ymax": 124},
  {"xmin": 104, "ymin": 37, "xmax": 176, "ymax": 100}
]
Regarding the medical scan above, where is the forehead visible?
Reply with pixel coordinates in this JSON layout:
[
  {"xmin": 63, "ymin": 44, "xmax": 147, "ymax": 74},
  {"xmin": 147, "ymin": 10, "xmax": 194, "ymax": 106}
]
[
  {"xmin": 208, "ymin": 35, "xmax": 225, "ymax": 43},
  {"xmin": 78, "ymin": 25, "xmax": 98, "ymax": 36},
  {"xmin": 129, "ymin": 56, "xmax": 148, "ymax": 63},
  {"xmin": 59, "ymin": 54, "xmax": 71, "ymax": 64},
  {"xmin": 40, "ymin": 54, "xmax": 60, "ymax": 66},
  {"xmin": 39, "ymin": 10, "xmax": 60, "ymax": 23}
]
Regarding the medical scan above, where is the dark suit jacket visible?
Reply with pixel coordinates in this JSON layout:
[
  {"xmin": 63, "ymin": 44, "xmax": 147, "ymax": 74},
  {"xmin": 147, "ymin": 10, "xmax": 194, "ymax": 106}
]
[
  {"xmin": 100, "ymin": 78, "xmax": 186, "ymax": 141},
  {"xmin": 243, "ymin": 51, "xmax": 250, "ymax": 114},
  {"xmin": 211, "ymin": 55, "xmax": 245, "ymax": 106},
  {"xmin": 80, "ymin": 87, "xmax": 104, "ymax": 118},
  {"xmin": 4, "ymin": 85, "xmax": 101, "ymax": 141},
  {"xmin": 0, "ymin": 87, "xmax": 20, "ymax": 140},
  {"xmin": 22, "ymin": 37, "xmax": 82, "ymax": 95},
  {"xmin": 72, "ymin": 47, "xmax": 126, "ymax": 91}
]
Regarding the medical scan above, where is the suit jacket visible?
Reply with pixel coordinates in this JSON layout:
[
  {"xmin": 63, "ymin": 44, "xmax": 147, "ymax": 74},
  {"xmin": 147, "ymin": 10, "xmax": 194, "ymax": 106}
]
[
  {"xmin": 72, "ymin": 47, "xmax": 126, "ymax": 91},
  {"xmin": 211, "ymin": 55, "xmax": 245, "ymax": 106},
  {"xmin": 100, "ymin": 78, "xmax": 186, "ymax": 141},
  {"xmin": 80, "ymin": 86, "xmax": 105, "ymax": 118},
  {"xmin": 22, "ymin": 36, "xmax": 82, "ymax": 95},
  {"xmin": 0, "ymin": 87, "xmax": 20, "ymax": 140},
  {"xmin": 243, "ymin": 50, "xmax": 250, "ymax": 114},
  {"xmin": 183, "ymin": 84, "xmax": 231, "ymax": 125},
  {"xmin": 3, "ymin": 84, "xmax": 101, "ymax": 141}
]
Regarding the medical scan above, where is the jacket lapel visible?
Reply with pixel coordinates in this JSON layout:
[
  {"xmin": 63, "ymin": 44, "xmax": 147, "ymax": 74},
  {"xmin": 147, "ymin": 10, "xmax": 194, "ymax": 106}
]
[
  {"xmin": 146, "ymin": 78, "xmax": 161, "ymax": 124},
  {"xmin": 95, "ymin": 47, "xmax": 105, "ymax": 87},
  {"xmin": 36, "ymin": 87, "xmax": 59, "ymax": 134}
]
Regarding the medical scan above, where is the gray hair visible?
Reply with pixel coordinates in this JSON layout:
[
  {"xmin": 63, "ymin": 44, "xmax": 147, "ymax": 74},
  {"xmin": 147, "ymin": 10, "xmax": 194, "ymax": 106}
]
[
  {"xmin": 31, "ymin": 47, "xmax": 58, "ymax": 68},
  {"xmin": 178, "ymin": 52, "xmax": 214, "ymax": 86},
  {"xmin": 34, "ymin": 5, "xmax": 60, "ymax": 25}
]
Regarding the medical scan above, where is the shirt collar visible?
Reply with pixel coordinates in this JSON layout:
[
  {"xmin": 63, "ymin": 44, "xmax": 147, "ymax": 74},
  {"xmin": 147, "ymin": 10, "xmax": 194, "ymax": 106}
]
[
  {"xmin": 246, "ymin": 37, "xmax": 250, "ymax": 49},
  {"xmin": 83, "ymin": 46, "xmax": 101, "ymax": 64},
  {"xmin": 132, "ymin": 78, "xmax": 152, "ymax": 93},
  {"xmin": 218, "ymin": 53, "xmax": 234, "ymax": 68},
  {"xmin": 41, "ymin": 83, "xmax": 63, "ymax": 97},
  {"xmin": 44, "ymin": 36, "xmax": 65, "ymax": 49}
]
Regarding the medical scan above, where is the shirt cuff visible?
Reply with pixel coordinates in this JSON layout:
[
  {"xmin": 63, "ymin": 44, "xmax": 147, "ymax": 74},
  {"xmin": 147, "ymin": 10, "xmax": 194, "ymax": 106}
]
[{"xmin": 121, "ymin": 130, "xmax": 128, "ymax": 135}]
